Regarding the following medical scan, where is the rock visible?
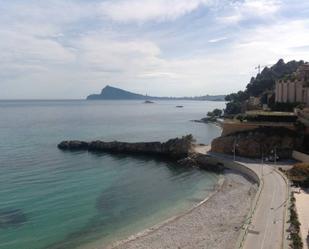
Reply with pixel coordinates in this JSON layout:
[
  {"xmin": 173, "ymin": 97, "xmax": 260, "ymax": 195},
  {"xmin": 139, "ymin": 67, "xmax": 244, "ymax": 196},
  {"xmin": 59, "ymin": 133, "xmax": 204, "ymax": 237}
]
[
  {"xmin": 191, "ymin": 117, "xmax": 217, "ymax": 123},
  {"xmin": 144, "ymin": 100, "xmax": 154, "ymax": 104},
  {"xmin": 177, "ymin": 153, "xmax": 225, "ymax": 172},
  {"xmin": 57, "ymin": 141, "xmax": 89, "ymax": 150},
  {"xmin": 58, "ymin": 135, "xmax": 194, "ymax": 160},
  {"xmin": 211, "ymin": 127, "xmax": 301, "ymax": 158}
]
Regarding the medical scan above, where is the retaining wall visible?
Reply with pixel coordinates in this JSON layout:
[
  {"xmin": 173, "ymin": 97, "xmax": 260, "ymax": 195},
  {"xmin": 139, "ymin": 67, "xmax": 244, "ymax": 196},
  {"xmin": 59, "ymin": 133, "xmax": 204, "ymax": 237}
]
[
  {"xmin": 292, "ymin": 150, "xmax": 309, "ymax": 163},
  {"xmin": 199, "ymin": 154, "xmax": 260, "ymax": 184}
]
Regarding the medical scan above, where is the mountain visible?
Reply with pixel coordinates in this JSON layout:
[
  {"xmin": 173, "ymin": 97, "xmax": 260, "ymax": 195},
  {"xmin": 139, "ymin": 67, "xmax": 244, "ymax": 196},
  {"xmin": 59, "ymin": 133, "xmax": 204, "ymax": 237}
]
[{"xmin": 86, "ymin": 85, "xmax": 225, "ymax": 101}]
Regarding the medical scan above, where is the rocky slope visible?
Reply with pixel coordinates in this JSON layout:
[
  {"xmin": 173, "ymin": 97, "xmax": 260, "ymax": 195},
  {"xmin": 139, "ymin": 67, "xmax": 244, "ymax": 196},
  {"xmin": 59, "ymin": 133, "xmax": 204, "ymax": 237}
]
[{"xmin": 211, "ymin": 127, "xmax": 301, "ymax": 158}]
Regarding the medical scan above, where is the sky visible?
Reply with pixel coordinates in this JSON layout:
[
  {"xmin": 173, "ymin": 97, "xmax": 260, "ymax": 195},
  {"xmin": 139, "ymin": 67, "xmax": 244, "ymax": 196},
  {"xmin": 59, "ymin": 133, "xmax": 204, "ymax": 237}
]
[{"xmin": 1, "ymin": 0, "xmax": 309, "ymax": 99}]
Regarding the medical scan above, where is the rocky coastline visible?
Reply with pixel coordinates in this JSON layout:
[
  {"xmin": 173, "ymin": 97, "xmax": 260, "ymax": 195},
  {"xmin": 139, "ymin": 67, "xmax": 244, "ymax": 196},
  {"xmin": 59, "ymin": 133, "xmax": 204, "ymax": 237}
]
[
  {"xmin": 58, "ymin": 135, "xmax": 193, "ymax": 160},
  {"xmin": 58, "ymin": 135, "xmax": 258, "ymax": 249},
  {"xmin": 58, "ymin": 135, "xmax": 226, "ymax": 172}
]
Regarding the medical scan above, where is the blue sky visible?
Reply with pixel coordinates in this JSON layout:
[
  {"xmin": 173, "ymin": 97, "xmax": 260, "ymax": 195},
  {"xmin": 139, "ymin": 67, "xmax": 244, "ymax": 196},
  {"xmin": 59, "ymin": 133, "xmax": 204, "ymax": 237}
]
[{"xmin": 1, "ymin": 0, "xmax": 309, "ymax": 99}]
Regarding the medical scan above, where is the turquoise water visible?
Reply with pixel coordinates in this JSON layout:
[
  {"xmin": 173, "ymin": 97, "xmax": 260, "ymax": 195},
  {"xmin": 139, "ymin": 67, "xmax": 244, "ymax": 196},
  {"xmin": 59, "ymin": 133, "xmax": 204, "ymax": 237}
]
[{"xmin": 0, "ymin": 100, "xmax": 224, "ymax": 249}]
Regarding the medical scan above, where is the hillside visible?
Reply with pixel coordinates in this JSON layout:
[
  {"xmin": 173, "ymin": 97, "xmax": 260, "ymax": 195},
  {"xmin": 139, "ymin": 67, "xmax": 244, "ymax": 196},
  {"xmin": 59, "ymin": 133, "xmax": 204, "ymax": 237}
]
[
  {"xmin": 86, "ymin": 85, "xmax": 225, "ymax": 101},
  {"xmin": 225, "ymin": 59, "xmax": 305, "ymax": 114}
]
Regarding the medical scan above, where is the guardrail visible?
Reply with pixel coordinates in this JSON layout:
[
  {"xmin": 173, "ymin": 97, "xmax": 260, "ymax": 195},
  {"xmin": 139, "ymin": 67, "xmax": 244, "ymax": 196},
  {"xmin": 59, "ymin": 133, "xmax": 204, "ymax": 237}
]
[
  {"xmin": 206, "ymin": 154, "xmax": 264, "ymax": 249},
  {"xmin": 205, "ymin": 153, "xmax": 290, "ymax": 249}
]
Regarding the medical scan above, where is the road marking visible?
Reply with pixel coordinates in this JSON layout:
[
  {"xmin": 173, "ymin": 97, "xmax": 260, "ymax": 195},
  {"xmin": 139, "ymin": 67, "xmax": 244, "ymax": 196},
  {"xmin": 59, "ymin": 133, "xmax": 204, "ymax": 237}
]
[{"xmin": 260, "ymin": 171, "xmax": 278, "ymax": 249}]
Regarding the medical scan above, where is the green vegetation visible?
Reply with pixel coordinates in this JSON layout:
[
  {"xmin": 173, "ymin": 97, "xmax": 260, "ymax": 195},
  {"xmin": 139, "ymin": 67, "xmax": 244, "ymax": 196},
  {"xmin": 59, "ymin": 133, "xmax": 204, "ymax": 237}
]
[
  {"xmin": 202, "ymin": 108, "xmax": 223, "ymax": 122},
  {"xmin": 289, "ymin": 193, "xmax": 303, "ymax": 249},
  {"xmin": 207, "ymin": 108, "xmax": 223, "ymax": 118},
  {"xmin": 287, "ymin": 163, "xmax": 309, "ymax": 188},
  {"xmin": 224, "ymin": 59, "xmax": 305, "ymax": 115}
]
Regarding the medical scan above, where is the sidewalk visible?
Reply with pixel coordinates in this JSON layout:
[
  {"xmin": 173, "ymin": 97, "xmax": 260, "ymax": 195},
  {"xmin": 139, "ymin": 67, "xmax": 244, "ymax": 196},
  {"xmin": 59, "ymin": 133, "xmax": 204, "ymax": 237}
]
[{"xmin": 294, "ymin": 189, "xmax": 309, "ymax": 249}]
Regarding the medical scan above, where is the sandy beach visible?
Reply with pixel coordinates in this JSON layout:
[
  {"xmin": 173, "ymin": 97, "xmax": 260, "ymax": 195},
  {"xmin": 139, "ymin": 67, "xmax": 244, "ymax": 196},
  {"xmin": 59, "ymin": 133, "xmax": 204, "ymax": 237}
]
[{"xmin": 102, "ymin": 170, "xmax": 257, "ymax": 249}]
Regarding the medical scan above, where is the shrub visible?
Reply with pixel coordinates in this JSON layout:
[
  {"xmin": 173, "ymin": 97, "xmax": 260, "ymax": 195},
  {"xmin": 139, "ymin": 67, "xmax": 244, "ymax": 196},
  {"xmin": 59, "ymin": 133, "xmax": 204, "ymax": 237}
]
[{"xmin": 288, "ymin": 163, "xmax": 309, "ymax": 188}]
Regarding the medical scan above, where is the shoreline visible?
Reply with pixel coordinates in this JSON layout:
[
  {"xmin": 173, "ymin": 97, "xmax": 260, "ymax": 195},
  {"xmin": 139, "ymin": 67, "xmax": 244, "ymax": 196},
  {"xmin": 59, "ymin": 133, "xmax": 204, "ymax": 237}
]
[
  {"xmin": 104, "ymin": 175, "xmax": 225, "ymax": 249},
  {"xmin": 80, "ymin": 170, "xmax": 257, "ymax": 249}
]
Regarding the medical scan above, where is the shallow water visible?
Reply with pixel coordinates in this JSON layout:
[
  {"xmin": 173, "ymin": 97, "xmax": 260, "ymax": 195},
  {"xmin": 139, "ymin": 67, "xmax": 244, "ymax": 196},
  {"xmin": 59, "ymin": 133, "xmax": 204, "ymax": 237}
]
[{"xmin": 0, "ymin": 100, "xmax": 224, "ymax": 249}]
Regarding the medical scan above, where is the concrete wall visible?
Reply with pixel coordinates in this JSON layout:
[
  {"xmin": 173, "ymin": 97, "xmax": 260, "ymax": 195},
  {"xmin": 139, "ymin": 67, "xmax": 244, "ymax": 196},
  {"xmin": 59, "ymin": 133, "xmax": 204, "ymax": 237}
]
[
  {"xmin": 283, "ymin": 83, "xmax": 288, "ymax": 102},
  {"xmin": 201, "ymin": 154, "xmax": 260, "ymax": 184},
  {"xmin": 275, "ymin": 80, "xmax": 309, "ymax": 105},
  {"xmin": 292, "ymin": 150, "xmax": 309, "ymax": 163},
  {"xmin": 221, "ymin": 121, "xmax": 295, "ymax": 136},
  {"xmin": 296, "ymin": 83, "xmax": 303, "ymax": 102},
  {"xmin": 288, "ymin": 82, "xmax": 295, "ymax": 103}
]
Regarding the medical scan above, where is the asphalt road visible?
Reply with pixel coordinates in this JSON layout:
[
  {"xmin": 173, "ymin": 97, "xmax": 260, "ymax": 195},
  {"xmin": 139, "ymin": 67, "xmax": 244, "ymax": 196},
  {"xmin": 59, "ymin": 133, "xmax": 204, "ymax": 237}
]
[
  {"xmin": 195, "ymin": 146, "xmax": 290, "ymax": 249},
  {"xmin": 241, "ymin": 162, "xmax": 288, "ymax": 249}
]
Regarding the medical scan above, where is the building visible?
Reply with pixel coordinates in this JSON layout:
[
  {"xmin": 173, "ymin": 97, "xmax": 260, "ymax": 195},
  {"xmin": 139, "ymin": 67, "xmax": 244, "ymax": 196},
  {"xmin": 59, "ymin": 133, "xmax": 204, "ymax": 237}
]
[{"xmin": 275, "ymin": 64, "xmax": 309, "ymax": 105}]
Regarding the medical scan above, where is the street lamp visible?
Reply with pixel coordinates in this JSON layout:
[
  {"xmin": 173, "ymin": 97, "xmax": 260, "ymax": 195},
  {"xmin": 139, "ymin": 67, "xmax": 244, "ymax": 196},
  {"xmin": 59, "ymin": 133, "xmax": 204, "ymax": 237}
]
[
  {"xmin": 233, "ymin": 139, "xmax": 238, "ymax": 161},
  {"xmin": 261, "ymin": 148, "xmax": 264, "ymax": 177},
  {"xmin": 270, "ymin": 147, "xmax": 278, "ymax": 165}
]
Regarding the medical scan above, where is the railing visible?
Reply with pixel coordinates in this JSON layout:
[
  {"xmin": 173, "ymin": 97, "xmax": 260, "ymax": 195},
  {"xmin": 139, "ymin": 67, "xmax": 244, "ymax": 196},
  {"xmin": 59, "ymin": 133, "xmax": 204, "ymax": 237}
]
[
  {"xmin": 233, "ymin": 164, "xmax": 264, "ymax": 249},
  {"xmin": 207, "ymin": 153, "xmax": 289, "ymax": 249}
]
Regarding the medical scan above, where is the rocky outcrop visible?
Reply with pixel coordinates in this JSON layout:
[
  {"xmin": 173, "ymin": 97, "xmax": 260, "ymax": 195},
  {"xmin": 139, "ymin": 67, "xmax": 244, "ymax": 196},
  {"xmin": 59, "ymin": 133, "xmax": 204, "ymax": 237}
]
[
  {"xmin": 178, "ymin": 153, "xmax": 225, "ymax": 172},
  {"xmin": 211, "ymin": 127, "xmax": 301, "ymax": 158},
  {"xmin": 58, "ymin": 135, "xmax": 194, "ymax": 160}
]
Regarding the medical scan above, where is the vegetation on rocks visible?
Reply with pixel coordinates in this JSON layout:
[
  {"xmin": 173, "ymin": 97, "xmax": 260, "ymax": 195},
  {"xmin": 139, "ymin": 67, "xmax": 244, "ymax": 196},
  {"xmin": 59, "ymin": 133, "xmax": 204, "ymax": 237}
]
[
  {"xmin": 207, "ymin": 108, "xmax": 223, "ymax": 118},
  {"xmin": 224, "ymin": 59, "xmax": 305, "ymax": 115},
  {"xmin": 286, "ymin": 163, "xmax": 309, "ymax": 188},
  {"xmin": 289, "ymin": 193, "xmax": 303, "ymax": 249}
]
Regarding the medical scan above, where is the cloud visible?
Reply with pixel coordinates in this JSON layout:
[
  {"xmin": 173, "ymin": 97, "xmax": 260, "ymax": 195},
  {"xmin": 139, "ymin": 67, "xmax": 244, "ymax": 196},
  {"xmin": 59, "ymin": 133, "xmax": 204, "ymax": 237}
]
[
  {"xmin": 138, "ymin": 71, "xmax": 181, "ymax": 79},
  {"xmin": 100, "ymin": 0, "xmax": 211, "ymax": 22},
  {"xmin": 1, "ymin": 0, "xmax": 309, "ymax": 99},
  {"xmin": 208, "ymin": 37, "xmax": 228, "ymax": 43},
  {"xmin": 74, "ymin": 34, "xmax": 162, "ymax": 75},
  {"xmin": 218, "ymin": 0, "xmax": 281, "ymax": 24}
]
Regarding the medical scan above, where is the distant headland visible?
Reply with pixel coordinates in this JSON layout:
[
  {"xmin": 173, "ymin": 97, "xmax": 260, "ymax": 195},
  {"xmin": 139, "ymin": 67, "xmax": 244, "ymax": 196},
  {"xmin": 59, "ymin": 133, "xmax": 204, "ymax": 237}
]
[{"xmin": 86, "ymin": 85, "xmax": 225, "ymax": 101}]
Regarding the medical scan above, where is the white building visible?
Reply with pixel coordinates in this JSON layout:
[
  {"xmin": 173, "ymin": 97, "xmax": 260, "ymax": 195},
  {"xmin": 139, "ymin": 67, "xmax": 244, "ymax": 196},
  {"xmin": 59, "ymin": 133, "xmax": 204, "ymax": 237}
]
[{"xmin": 275, "ymin": 64, "xmax": 309, "ymax": 106}]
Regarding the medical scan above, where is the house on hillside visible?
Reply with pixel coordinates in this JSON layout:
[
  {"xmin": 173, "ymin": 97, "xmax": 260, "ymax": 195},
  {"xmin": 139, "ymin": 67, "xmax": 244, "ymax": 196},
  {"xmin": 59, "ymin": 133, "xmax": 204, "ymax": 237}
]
[{"xmin": 275, "ymin": 64, "xmax": 309, "ymax": 106}]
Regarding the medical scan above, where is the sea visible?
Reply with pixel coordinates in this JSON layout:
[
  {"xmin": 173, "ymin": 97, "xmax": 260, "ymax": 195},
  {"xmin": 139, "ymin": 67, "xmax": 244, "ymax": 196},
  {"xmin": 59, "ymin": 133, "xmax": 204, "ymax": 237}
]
[{"xmin": 0, "ymin": 100, "xmax": 225, "ymax": 249}]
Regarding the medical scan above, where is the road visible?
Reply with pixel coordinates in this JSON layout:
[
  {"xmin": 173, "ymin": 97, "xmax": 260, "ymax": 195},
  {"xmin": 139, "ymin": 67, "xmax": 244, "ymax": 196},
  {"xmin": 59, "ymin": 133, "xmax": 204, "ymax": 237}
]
[
  {"xmin": 196, "ymin": 146, "xmax": 290, "ymax": 249},
  {"xmin": 240, "ymin": 161, "xmax": 288, "ymax": 249}
]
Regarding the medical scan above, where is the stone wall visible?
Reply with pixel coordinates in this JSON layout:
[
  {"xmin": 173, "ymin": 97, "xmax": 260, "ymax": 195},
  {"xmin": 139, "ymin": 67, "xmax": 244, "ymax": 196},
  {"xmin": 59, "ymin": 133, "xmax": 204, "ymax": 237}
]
[
  {"xmin": 292, "ymin": 150, "xmax": 309, "ymax": 163},
  {"xmin": 211, "ymin": 127, "xmax": 300, "ymax": 159}
]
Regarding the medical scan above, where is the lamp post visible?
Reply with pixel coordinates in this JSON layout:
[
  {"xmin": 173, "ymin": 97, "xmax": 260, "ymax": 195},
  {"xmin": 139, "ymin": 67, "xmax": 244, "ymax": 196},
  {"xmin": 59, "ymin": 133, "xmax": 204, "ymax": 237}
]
[
  {"xmin": 261, "ymin": 147, "xmax": 264, "ymax": 177},
  {"xmin": 271, "ymin": 147, "xmax": 277, "ymax": 165},
  {"xmin": 233, "ymin": 139, "xmax": 238, "ymax": 161}
]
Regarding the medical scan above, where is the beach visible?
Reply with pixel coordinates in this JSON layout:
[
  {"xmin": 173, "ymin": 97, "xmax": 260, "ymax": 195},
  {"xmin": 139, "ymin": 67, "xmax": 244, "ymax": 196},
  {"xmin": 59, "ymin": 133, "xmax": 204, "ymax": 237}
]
[{"xmin": 102, "ymin": 170, "xmax": 257, "ymax": 249}]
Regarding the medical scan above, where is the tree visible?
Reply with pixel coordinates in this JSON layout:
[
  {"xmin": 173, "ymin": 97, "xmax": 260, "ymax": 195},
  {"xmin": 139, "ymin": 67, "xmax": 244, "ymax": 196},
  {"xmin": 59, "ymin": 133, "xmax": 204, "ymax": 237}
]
[
  {"xmin": 224, "ymin": 59, "xmax": 305, "ymax": 115},
  {"xmin": 212, "ymin": 109, "xmax": 222, "ymax": 117}
]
